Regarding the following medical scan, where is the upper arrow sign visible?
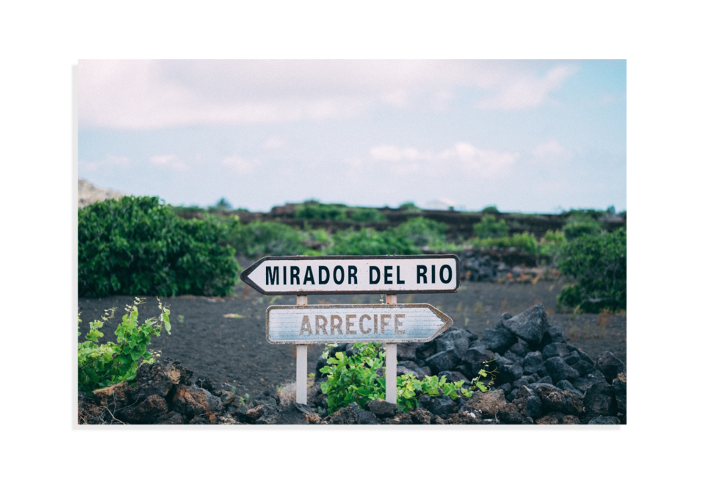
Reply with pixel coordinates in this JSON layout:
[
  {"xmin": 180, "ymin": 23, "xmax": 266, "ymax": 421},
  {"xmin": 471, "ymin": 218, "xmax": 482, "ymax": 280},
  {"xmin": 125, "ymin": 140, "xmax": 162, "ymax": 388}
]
[{"xmin": 240, "ymin": 254, "xmax": 460, "ymax": 295}]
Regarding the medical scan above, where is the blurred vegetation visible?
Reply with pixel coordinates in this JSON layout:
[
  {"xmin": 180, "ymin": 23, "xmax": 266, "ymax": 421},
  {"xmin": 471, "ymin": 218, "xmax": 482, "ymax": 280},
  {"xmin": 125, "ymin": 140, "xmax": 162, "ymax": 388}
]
[
  {"xmin": 328, "ymin": 228, "xmax": 419, "ymax": 255},
  {"xmin": 79, "ymin": 197, "xmax": 625, "ymax": 303},
  {"xmin": 168, "ymin": 202, "xmax": 622, "ymax": 265},
  {"xmin": 396, "ymin": 217, "xmax": 448, "ymax": 249},
  {"xmin": 563, "ymin": 212, "xmax": 604, "ymax": 241},
  {"xmin": 227, "ymin": 219, "xmax": 309, "ymax": 257},
  {"xmin": 473, "ymin": 214, "xmax": 509, "ymax": 239},
  {"xmin": 294, "ymin": 200, "xmax": 386, "ymax": 223},
  {"xmin": 398, "ymin": 201, "xmax": 422, "ymax": 212}
]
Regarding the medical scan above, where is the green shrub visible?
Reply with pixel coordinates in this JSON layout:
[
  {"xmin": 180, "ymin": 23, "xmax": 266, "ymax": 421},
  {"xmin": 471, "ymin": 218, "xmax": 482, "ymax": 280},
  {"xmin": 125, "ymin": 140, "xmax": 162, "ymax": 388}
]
[
  {"xmin": 78, "ymin": 298, "xmax": 170, "ymax": 393},
  {"xmin": 79, "ymin": 196, "xmax": 240, "ymax": 297},
  {"xmin": 213, "ymin": 197, "xmax": 233, "ymax": 210},
  {"xmin": 295, "ymin": 201, "xmax": 347, "ymax": 221},
  {"xmin": 300, "ymin": 227, "xmax": 332, "ymax": 255},
  {"xmin": 327, "ymin": 228, "xmax": 419, "ymax": 255},
  {"xmin": 398, "ymin": 202, "xmax": 421, "ymax": 212},
  {"xmin": 471, "ymin": 232, "xmax": 539, "ymax": 255},
  {"xmin": 296, "ymin": 201, "xmax": 386, "ymax": 223},
  {"xmin": 557, "ymin": 227, "xmax": 627, "ymax": 312},
  {"xmin": 538, "ymin": 229, "xmax": 567, "ymax": 262},
  {"xmin": 563, "ymin": 213, "xmax": 603, "ymax": 241},
  {"xmin": 228, "ymin": 219, "xmax": 308, "ymax": 257},
  {"xmin": 320, "ymin": 343, "xmax": 386, "ymax": 412},
  {"xmin": 473, "ymin": 214, "xmax": 509, "ymax": 239},
  {"xmin": 346, "ymin": 207, "xmax": 387, "ymax": 223},
  {"xmin": 319, "ymin": 343, "xmax": 491, "ymax": 413},
  {"xmin": 396, "ymin": 217, "xmax": 448, "ymax": 249},
  {"xmin": 171, "ymin": 205, "xmax": 206, "ymax": 216},
  {"xmin": 506, "ymin": 232, "xmax": 538, "ymax": 254}
]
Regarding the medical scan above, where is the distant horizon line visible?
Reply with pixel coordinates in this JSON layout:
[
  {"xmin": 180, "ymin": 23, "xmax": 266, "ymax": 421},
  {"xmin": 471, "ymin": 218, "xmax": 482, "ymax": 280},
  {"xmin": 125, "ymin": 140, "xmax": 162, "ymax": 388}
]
[{"xmin": 78, "ymin": 178, "xmax": 626, "ymax": 215}]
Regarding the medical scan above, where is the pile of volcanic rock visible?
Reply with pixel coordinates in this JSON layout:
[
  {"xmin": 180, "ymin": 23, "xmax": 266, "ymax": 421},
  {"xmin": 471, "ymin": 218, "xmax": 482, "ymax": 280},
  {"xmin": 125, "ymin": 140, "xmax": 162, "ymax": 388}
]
[
  {"xmin": 461, "ymin": 253, "xmax": 510, "ymax": 282},
  {"xmin": 78, "ymin": 304, "xmax": 626, "ymax": 425},
  {"xmin": 313, "ymin": 304, "xmax": 626, "ymax": 424},
  {"xmin": 78, "ymin": 359, "xmax": 317, "ymax": 425},
  {"xmin": 460, "ymin": 251, "xmax": 542, "ymax": 283}
]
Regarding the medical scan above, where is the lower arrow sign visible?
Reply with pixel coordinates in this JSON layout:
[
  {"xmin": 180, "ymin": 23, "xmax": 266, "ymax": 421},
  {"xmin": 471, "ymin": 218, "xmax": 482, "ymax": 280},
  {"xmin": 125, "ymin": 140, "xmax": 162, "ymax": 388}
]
[{"xmin": 265, "ymin": 304, "xmax": 453, "ymax": 344}]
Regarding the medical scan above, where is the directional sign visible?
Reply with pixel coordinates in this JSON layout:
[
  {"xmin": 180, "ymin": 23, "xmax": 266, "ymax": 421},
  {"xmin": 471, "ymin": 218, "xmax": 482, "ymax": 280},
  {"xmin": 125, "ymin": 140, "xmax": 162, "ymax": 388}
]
[
  {"xmin": 241, "ymin": 254, "xmax": 460, "ymax": 295},
  {"xmin": 265, "ymin": 303, "xmax": 453, "ymax": 344}
]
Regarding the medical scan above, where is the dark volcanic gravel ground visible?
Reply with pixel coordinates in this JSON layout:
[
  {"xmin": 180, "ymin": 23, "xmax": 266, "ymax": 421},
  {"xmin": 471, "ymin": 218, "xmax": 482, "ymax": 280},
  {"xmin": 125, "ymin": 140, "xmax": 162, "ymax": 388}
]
[{"xmin": 78, "ymin": 276, "xmax": 626, "ymax": 398}]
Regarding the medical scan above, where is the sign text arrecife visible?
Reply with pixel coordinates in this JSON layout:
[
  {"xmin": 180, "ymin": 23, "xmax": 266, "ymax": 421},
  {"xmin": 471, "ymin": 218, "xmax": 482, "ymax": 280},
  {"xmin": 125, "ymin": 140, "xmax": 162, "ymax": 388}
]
[{"xmin": 266, "ymin": 304, "xmax": 453, "ymax": 344}]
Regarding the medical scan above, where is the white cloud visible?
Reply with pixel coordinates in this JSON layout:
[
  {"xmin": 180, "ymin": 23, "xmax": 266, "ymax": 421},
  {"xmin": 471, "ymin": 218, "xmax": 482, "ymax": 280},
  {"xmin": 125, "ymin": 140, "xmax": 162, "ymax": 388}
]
[
  {"xmin": 368, "ymin": 142, "xmax": 519, "ymax": 179},
  {"xmin": 477, "ymin": 64, "xmax": 578, "ymax": 110},
  {"xmin": 149, "ymin": 154, "xmax": 188, "ymax": 171},
  {"xmin": 79, "ymin": 154, "xmax": 130, "ymax": 171},
  {"xmin": 222, "ymin": 155, "xmax": 257, "ymax": 174},
  {"xmin": 532, "ymin": 139, "xmax": 573, "ymax": 162},
  {"xmin": 439, "ymin": 142, "xmax": 520, "ymax": 177},
  {"xmin": 78, "ymin": 60, "xmax": 580, "ymax": 129}
]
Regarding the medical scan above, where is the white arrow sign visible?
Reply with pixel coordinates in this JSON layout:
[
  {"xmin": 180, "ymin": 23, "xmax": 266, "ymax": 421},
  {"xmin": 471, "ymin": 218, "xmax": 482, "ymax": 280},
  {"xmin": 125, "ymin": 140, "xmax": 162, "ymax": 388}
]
[
  {"xmin": 265, "ymin": 303, "xmax": 453, "ymax": 344},
  {"xmin": 241, "ymin": 255, "xmax": 460, "ymax": 295}
]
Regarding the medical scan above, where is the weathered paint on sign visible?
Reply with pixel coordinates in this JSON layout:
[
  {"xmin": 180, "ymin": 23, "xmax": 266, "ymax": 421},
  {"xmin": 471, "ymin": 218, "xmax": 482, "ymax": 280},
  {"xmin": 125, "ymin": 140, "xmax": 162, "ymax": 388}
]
[
  {"xmin": 241, "ymin": 255, "xmax": 460, "ymax": 295},
  {"xmin": 265, "ymin": 303, "xmax": 453, "ymax": 344}
]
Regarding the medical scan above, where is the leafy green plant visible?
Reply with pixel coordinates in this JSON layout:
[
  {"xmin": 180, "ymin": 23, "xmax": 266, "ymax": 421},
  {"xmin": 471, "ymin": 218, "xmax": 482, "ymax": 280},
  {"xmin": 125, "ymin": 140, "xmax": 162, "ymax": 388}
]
[
  {"xmin": 295, "ymin": 201, "xmax": 386, "ymax": 223},
  {"xmin": 396, "ymin": 217, "xmax": 448, "ymax": 249},
  {"xmin": 171, "ymin": 204, "xmax": 206, "ymax": 216},
  {"xmin": 319, "ymin": 343, "xmax": 494, "ymax": 414},
  {"xmin": 79, "ymin": 196, "xmax": 239, "ymax": 297},
  {"xmin": 228, "ymin": 219, "xmax": 308, "ymax": 257},
  {"xmin": 557, "ymin": 227, "xmax": 626, "ymax": 312},
  {"xmin": 395, "ymin": 373, "xmax": 475, "ymax": 412},
  {"xmin": 346, "ymin": 207, "xmax": 387, "ymax": 223},
  {"xmin": 78, "ymin": 297, "xmax": 171, "ymax": 393},
  {"xmin": 471, "ymin": 232, "xmax": 539, "ymax": 255},
  {"xmin": 538, "ymin": 229, "xmax": 567, "ymax": 261},
  {"xmin": 473, "ymin": 360, "xmax": 498, "ymax": 392},
  {"xmin": 473, "ymin": 214, "xmax": 509, "ymax": 239},
  {"xmin": 507, "ymin": 232, "xmax": 538, "ymax": 254},
  {"xmin": 327, "ymin": 228, "xmax": 419, "ymax": 255},
  {"xmin": 301, "ymin": 227, "xmax": 332, "ymax": 255},
  {"xmin": 398, "ymin": 202, "xmax": 421, "ymax": 212},
  {"xmin": 563, "ymin": 213, "xmax": 603, "ymax": 241},
  {"xmin": 295, "ymin": 201, "xmax": 348, "ymax": 221},
  {"xmin": 209, "ymin": 197, "xmax": 233, "ymax": 212},
  {"xmin": 396, "ymin": 360, "xmax": 496, "ymax": 411},
  {"xmin": 320, "ymin": 343, "xmax": 386, "ymax": 412}
]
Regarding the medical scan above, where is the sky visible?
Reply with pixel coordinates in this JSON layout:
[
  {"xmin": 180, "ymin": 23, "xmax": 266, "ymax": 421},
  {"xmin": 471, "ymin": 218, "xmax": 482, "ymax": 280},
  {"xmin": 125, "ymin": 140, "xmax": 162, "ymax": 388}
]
[{"xmin": 78, "ymin": 59, "xmax": 626, "ymax": 213}]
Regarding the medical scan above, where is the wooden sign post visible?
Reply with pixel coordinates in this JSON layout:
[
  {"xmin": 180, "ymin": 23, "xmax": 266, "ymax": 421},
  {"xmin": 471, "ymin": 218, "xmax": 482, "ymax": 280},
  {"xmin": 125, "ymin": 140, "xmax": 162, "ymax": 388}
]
[
  {"xmin": 385, "ymin": 294, "xmax": 397, "ymax": 404},
  {"xmin": 241, "ymin": 254, "xmax": 460, "ymax": 406},
  {"xmin": 296, "ymin": 295, "xmax": 308, "ymax": 404}
]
